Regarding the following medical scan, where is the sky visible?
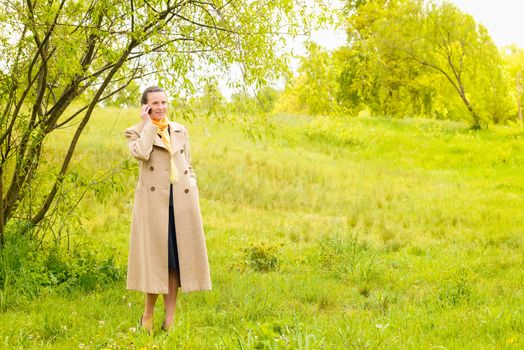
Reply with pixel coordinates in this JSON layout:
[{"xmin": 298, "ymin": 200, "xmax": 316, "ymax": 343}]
[{"xmin": 445, "ymin": 0, "xmax": 524, "ymax": 48}]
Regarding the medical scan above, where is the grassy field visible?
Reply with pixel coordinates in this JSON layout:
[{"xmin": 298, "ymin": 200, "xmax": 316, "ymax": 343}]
[{"xmin": 0, "ymin": 108, "xmax": 523, "ymax": 349}]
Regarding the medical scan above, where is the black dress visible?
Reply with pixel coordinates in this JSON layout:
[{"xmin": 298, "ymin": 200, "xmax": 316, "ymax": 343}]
[{"xmin": 168, "ymin": 183, "xmax": 180, "ymax": 270}]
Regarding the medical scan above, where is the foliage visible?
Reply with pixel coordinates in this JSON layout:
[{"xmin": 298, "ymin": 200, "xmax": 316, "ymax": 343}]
[
  {"xmin": 502, "ymin": 45, "xmax": 524, "ymax": 122},
  {"xmin": 255, "ymin": 86, "xmax": 281, "ymax": 113},
  {"xmin": 295, "ymin": 41, "xmax": 340, "ymax": 115},
  {"xmin": 0, "ymin": 0, "xmax": 331, "ymax": 249},
  {"xmin": 231, "ymin": 319, "xmax": 325, "ymax": 349},
  {"xmin": 0, "ymin": 224, "xmax": 124, "ymax": 311},
  {"xmin": 234, "ymin": 242, "xmax": 281, "ymax": 272},
  {"xmin": 188, "ymin": 77, "xmax": 227, "ymax": 117},
  {"xmin": 343, "ymin": 0, "xmax": 513, "ymax": 127},
  {"xmin": 278, "ymin": 0, "xmax": 518, "ymax": 128}
]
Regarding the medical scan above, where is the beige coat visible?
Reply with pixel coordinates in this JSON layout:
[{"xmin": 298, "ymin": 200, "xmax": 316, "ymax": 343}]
[{"xmin": 124, "ymin": 119, "xmax": 211, "ymax": 294}]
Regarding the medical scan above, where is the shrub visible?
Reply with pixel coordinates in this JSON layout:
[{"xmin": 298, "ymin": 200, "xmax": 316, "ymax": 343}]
[
  {"xmin": 0, "ymin": 226, "xmax": 124, "ymax": 311},
  {"xmin": 233, "ymin": 242, "xmax": 281, "ymax": 272}
]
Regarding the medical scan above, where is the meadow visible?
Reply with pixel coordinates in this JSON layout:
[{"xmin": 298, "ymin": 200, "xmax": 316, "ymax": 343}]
[{"xmin": 0, "ymin": 108, "xmax": 522, "ymax": 349}]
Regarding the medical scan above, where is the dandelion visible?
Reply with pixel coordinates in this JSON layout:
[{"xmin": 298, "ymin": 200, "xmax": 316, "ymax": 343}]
[
  {"xmin": 506, "ymin": 337, "xmax": 516, "ymax": 345},
  {"xmin": 129, "ymin": 327, "xmax": 137, "ymax": 333}
]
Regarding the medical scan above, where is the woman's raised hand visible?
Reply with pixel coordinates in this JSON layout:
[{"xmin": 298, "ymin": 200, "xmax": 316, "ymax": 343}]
[{"xmin": 140, "ymin": 104, "xmax": 152, "ymax": 122}]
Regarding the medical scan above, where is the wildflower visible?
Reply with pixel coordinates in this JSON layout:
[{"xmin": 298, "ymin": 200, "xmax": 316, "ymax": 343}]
[{"xmin": 506, "ymin": 337, "xmax": 516, "ymax": 345}]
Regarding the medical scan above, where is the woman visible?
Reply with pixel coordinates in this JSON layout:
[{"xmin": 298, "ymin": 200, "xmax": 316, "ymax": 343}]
[{"xmin": 124, "ymin": 86, "xmax": 212, "ymax": 333}]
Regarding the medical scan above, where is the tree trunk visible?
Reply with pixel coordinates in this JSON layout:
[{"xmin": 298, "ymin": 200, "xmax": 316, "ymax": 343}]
[{"xmin": 457, "ymin": 89, "xmax": 481, "ymax": 129}]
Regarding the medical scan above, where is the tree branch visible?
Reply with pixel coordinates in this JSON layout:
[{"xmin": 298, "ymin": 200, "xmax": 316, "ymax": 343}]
[{"xmin": 32, "ymin": 38, "xmax": 139, "ymax": 225}]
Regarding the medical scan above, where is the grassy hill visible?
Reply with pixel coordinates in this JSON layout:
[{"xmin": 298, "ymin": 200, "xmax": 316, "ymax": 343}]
[{"xmin": 0, "ymin": 109, "xmax": 522, "ymax": 349}]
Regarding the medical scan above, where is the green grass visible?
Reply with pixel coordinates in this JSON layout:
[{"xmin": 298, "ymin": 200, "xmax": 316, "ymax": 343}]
[{"xmin": 0, "ymin": 109, "xmax": 522, "ymax": 349}]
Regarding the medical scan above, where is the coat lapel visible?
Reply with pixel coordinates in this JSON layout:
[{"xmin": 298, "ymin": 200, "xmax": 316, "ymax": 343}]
[
  {"xmin": 169, "ymin": 121, "xmax": 186, "ymax": 153},
  {"xmin": 153, "ymin": 134, "xmax": 168, "ymax": 150}
]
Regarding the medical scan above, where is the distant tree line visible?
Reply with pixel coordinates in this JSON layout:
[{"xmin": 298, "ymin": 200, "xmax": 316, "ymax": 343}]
[{"xmin": 276, "ymin": 0, "xmax": 524, "ymax": 129}]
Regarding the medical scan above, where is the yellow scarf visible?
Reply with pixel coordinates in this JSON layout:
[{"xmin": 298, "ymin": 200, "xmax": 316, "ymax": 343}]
[{"xmin": 151, "ymin": 117, "xmax": 178, "ymax": 183}]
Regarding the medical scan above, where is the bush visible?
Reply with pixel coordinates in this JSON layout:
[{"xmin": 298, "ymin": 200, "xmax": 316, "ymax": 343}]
[
  {"xmin": 0, "ymin": 226, "xmax": 124, "ymax": 311},
  {"xmin": 41, "ymin": 248, "xmax": 124, "ymax": 292},
  {"xmin": 233, "ymin": 242, "xmax": 281, "ymax": 272}
]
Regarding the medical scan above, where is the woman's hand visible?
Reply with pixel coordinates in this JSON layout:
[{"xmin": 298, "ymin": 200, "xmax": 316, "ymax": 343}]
[{"xmin": 140, "ymin": 104, "xmax": 152, "ymax": 122}]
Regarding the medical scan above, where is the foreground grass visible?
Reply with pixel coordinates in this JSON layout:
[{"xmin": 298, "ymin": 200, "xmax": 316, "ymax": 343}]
[{"xmin": 0, "ymin": 109, "xmax": 522, "ymax": 349}]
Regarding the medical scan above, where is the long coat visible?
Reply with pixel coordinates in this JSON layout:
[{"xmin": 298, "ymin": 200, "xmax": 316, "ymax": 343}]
[{"xmin": 124, "ymin": 119, "xmax": 212, "ymax": 294}]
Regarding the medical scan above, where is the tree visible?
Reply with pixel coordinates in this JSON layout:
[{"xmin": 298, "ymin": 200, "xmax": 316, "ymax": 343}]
[
  {"xmin": 503, "ymin": 45, "xmax": 524, "ymax": 122},
  {"xmin": 337, "ymin": 0, "xmax": 444, "ymax": 118},
  {"xmin": 335, "ymin": 37, "xmax": 439, "ymax": 118},
  {"xmin": 195, "ymin": 77, "xmax": 226, "ymax": 116},
  {"xmin": 255, "ymin": 86, "xmax": 280, "ymax": 113},
  {"xmin": 0, "ymin": 0, "xmax": 329, "ymax": 248},
  {"xmin": 342, "ymin": 0, "xmax": 512, "ymax": 127},
  {"xmin": 280, "ymin": 41, "xmax": 340, "ymax": 115},
  {"xmin": 419, "ymin": 2, "xmax": 511, "ymax": 127}
]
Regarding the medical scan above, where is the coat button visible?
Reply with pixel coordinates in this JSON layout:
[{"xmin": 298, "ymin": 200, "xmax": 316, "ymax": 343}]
[
  {"xmin": 184, "ymin": 170, "xmax": 188, "ymax": 174},
  {"xmin": 150, "ymin": 186, "xmax": 155, "ymax": 191},
  {"xmin": 150, "ymin": 166, "xmax": 154, "ymax": 171},
  {"xmin": 180, "ymin": 149, "xmax": 184, "ymax": 153},
  {"xmin": 184, "ymin": 189, "xmax": 189, "ymax": 193}
]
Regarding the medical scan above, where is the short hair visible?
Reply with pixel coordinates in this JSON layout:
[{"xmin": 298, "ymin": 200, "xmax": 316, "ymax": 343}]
[{"xmin": 141, "ymin": 86, "xmax": 165, "ymax": 104}]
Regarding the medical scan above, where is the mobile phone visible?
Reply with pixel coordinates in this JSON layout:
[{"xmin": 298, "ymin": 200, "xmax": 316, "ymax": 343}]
[{"xmin": 147, "ymin": 106, "xmax": 152, "ymax": 114}]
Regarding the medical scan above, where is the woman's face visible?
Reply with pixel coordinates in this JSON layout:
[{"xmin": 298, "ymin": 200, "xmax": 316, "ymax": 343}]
[{"xmin": 146, "ymin": 91, "xmax": 168, "ymax": 121}]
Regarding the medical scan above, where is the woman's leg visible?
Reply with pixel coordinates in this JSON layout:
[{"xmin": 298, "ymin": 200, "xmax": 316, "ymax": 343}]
[
  {"xmin": 162, "ymin": 269, "xmax": 180, "ymax": 328},
  {"xmin": 141, "ymin": 293, "xmax": 158, "ymax": 332}
]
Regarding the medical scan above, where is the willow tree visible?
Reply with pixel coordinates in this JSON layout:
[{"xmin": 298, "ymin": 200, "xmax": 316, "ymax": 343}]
[
  {"xmin": 503, "ymin": 45, "xmax": 524, "ymax": 122},
  {"xmin": 343, "ymin": 0, "xmax": 511, "ymax": 127},
  {"xmin": 0, "ymin": 0, "xmax": 327, "ymax": 248}
]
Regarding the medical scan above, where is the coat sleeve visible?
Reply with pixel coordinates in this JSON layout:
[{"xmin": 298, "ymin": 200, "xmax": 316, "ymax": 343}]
[
  {"xmin": 183, "ymin": 127, "xmax": 198, "ymax": 183},
  {"xmin": 124, "ymin": 120, "xmax": 158, "ymax": 161}
]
